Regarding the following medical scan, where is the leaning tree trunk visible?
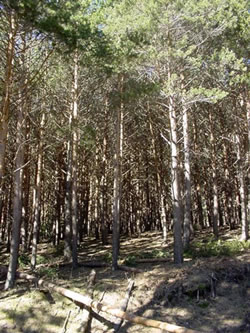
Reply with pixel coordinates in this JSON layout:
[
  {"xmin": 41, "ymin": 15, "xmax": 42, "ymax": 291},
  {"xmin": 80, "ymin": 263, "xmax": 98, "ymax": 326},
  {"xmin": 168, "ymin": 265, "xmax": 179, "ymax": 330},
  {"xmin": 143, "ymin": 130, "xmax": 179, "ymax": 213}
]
[{"xmin": 112, "ymin": 75, "xmax": 124, "ymax": 270}]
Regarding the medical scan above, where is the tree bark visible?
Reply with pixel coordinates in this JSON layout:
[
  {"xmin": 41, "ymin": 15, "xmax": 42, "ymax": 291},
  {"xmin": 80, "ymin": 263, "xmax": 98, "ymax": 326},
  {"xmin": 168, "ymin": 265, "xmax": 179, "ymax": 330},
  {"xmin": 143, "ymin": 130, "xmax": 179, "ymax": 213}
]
[
  {"xmin": 112, "ymin": 75, "xmax": 124, "ymax": 270},
  {"xmin": 182, "ymin": 104, "xmax": 192, "ymax": 250},
  {"xmin": 169, "ymin": 92, "xmax": 183, "ymax": 264},
  {"xmin": 64, "ymin": 129, "xmax": 72, "ymax": 260},
  {"xmin": 209, "ymin": 112, "xmax": 219, "ymax": 239},
  {"xmin": 71, "ymin": 49, "xmax": 79, "ymax": 268},
  {"xmin": 5, "ymin": 90, "xmax": 25, "ymax": 289}
]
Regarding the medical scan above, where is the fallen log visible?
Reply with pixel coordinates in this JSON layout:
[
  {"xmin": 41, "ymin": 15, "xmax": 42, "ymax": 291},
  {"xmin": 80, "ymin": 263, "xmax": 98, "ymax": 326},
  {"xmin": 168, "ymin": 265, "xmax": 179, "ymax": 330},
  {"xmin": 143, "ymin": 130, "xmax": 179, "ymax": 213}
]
[{"xmin": 0, "ymin": 267, "xmax": 202, "ymax": 333}]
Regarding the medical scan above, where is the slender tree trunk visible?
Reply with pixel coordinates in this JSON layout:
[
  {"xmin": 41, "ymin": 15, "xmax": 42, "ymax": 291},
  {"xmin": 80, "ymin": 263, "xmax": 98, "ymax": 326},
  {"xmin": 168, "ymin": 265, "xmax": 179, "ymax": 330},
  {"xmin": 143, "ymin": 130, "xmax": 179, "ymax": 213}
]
[
  {"xmin": 100, "ymin": 101, "xmax": 108, "ymax": 245},
  {"xmin": 238, "ymin": 91, "xmax": 249, "ymax": 240},
  {"xmin": 182, "ymin": 104, "xmax": 192, "ymax": 250},
  {"xmin": 0, "ymin": 11, "xmax": 17, "ymax": 217},
  {"xmin": 5, "ymin": 91, "xmax": 25, "ymax": 289},
  {"xmin": 21, "ymin": 117, "xmax": 31, "ymax": 252},
  {"xmin": 30, "ymin": 111, "xmax": 45, "ymax": 269},
  {"xmin": 148, "ymin": 113, "xmax": 167, "ymax": 242},
  {"xmin": 236, "ymin": 131, "xmax": 248, "ymax": 240},
  {"xmin": 112, "ymin": 76, "xmax": 124, "ymax": 270},
  {"xmin": 209, "ymin": 113, "xmax": 219, "ymax": 239},
  {"xmin": 71, "ymin": 50, "xmax": 79, "ymax": 268},
  {"xmin": 169, "ymin": 94, "xmax": 183, "ymax": 264},
  {"xmin": 64, "ymin": 128, "xmax": 72, "ymax": 260}
]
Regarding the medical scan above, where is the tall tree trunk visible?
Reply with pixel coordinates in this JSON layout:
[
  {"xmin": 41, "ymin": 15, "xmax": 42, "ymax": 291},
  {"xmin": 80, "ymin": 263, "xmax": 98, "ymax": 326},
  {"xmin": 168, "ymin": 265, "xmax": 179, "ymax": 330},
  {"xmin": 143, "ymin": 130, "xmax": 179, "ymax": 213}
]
[
  {"xmin": 182, "ymin": 104, "xmax": 192, "ymax": 250},
  {"xmin": 5, "ymin": 91, "xmax": 25, "ymax": 289},
  {"xmin": 169, "ymin": 94, "xmax": 183, "ymax": 264},
  {"xmin": 71, "ymin": 50, "xmax": 79, "ymax": 268},
  {"xmin": 112, "ymin": 75, "xmax": 124, "ymax": 270},
  {"xmin": 64, "ymin": 126, "xmax": 72, "ymax": 260},
  {"xmin": 148, "ymin": 112, "xmax": 167, "ymax": 242},
  {"xmin": 100, "ymin": 103, "xmax": 108, "ymax": 245},
  {"xmin": 21, "ymin": 117, "xmax": 31, "ymax": 252},
  {"xmin": 0, "ymin": 11, "xmax": 17, "ymax": 218},
  {"xmin": 31, "ymin": 111, "xmax": 45, "ymax": 269},
  {"xmin": 238, "ymin": 91, "xmax": 249, "ymax": 240},
  {"xmin": 209, "ymin": 113, "xmax": 219, "ymax": 239}
]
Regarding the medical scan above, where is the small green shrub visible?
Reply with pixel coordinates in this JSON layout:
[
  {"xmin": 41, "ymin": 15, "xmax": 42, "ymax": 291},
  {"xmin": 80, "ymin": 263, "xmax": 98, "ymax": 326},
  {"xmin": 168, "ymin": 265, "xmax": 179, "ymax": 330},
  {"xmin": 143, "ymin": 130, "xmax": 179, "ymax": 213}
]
[
  {"xmin": 104, "ymin": 252, "xmax": 112, "ymax": 263},
  {"xmin": 36, "ymin": 254, "xmax": 49, "ymax": 265},
  {"xmin": 140, "ymin": 249, "xmax": 169, "ymax": 259},
  {"xmin": 18, "ymin": 253, "xmax": 30, "ymax": 268},
  {"xmin": 198, "ymin": 301, "xmax": 209, "ymax": 308},
  {"xmin": 50, "ymin": 243, "xmax": 64, "ymax": 257},
  {"xmin": 37, "ymin": 267, "xmax": 58, "ymax": 279},
  {"xmin": 124, "ymin": 254, "xmax": 137, "ymax": 266}
]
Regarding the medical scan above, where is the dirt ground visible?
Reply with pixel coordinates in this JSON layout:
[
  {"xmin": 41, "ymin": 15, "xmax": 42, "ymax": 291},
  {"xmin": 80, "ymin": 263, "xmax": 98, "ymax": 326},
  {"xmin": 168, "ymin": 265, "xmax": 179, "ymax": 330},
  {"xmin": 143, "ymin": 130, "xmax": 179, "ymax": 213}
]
[{"xmin": 0, "ymin": 229, "xmax": 250, "ymax": 333}]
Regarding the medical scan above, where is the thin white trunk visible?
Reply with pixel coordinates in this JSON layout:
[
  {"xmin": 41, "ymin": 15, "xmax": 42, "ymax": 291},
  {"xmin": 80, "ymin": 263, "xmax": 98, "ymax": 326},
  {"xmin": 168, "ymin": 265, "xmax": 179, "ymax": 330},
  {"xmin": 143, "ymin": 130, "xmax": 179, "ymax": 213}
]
[{"xmin": 169, "ymin": 94, "xmax": 183, "ymax": 264}]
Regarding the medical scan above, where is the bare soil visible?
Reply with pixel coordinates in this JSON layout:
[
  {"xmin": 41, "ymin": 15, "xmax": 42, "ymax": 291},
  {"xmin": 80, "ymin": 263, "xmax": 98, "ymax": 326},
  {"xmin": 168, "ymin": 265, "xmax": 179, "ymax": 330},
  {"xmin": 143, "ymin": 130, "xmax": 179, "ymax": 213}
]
[{"xmin": 0, "ymin": 229, "xmax": 250, "ymax": 333}]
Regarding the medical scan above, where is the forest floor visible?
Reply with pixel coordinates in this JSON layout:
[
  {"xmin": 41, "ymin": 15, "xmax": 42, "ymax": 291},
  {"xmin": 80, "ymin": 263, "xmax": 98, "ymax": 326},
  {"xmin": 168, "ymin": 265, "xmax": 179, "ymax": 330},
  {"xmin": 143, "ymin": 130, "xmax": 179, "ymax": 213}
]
[{"xmin": 0, "ymin": 227, "xmax": 250, "ymax": 333}]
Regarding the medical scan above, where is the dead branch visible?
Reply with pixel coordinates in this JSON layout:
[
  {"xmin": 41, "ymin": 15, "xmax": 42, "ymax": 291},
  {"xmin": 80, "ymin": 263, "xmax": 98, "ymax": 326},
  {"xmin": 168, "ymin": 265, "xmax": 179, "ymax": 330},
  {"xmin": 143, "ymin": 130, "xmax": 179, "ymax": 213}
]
[
  {"xmin": 61, "ymin": 310, "xmax": 71, "ymax": 333},
  {"xmin": 78, "ymin": 269, "xmax": 96, "ymax": 333},
  {"xmin": 112, "ymin": 279, "xmax": 134, "ymax": 332}
]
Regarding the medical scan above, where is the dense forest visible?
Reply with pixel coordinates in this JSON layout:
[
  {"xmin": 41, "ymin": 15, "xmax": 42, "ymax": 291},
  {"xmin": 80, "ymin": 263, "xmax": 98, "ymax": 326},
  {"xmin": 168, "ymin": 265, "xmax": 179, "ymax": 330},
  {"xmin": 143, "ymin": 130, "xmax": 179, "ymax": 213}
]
[{"xmin": 0, "ymin": 0, "xmax": 249, "ymax": 321}]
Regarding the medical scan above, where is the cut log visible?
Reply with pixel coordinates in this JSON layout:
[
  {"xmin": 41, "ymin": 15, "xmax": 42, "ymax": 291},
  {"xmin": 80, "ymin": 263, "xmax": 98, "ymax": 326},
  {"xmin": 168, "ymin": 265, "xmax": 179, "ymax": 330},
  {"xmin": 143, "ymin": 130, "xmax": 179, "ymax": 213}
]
[
  {"xmin": 112, "ymin": 279, "xmax": 134, "ymax": 332},
  {"xmin": 0, "ymin": 267, "xmax": 203, "ymax": 333},
  {"xmin": 78, "ymin": 269, "xmax": 96, "ymax": 332}
]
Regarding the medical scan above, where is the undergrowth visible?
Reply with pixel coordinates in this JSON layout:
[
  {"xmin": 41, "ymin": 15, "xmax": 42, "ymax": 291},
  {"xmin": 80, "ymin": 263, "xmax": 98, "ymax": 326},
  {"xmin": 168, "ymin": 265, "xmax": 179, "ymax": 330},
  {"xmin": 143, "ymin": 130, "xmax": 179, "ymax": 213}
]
[
  {"xmin": 184, "ymin": 239, "xmax": 250, "ymax": 259},
  {"xmin": 124, "ymin": 248, "xmax": 169, "ymax": 266}
]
